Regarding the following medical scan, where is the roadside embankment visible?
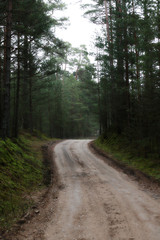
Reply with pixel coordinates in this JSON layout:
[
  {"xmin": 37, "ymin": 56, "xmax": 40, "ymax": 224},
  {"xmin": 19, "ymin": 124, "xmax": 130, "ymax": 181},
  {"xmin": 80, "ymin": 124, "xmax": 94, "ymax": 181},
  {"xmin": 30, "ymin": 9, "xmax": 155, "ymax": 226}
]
[
  {"xmin": 0, "ymin": 131, "xmax": 58, "ymax": 234},
  {"xmin": 90, "ymin": 137, "xmax": 160, "ymax": 193}
]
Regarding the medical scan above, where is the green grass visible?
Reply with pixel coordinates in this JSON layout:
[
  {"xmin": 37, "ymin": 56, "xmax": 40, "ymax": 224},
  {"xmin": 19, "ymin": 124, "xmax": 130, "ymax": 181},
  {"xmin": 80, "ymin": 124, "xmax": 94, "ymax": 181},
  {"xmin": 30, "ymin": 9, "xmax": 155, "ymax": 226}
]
[
  {"xmin": 0, "ymin": 131, "xmax": 51, "ymax": 231},
  {"xmin": 95, "ymin": 136, "xmax": 160, "ymax": 181}
]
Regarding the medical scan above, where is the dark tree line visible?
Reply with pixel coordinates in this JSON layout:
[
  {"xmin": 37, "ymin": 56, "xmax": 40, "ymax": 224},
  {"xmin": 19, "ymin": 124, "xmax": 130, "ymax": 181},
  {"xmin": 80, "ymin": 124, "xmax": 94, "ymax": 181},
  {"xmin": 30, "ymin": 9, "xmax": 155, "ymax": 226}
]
[{"xmin": 85, "ymin": 0, "xmax": 160, "ymax": 157}]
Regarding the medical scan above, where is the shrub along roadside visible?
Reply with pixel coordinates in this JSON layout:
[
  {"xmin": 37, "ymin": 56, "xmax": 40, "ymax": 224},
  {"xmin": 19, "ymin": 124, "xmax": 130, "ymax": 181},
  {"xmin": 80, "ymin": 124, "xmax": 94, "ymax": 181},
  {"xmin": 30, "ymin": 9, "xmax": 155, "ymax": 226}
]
[
  {"xmin": 0, "ymin": 131, "xmax": 53, "ymax": 231},
  {"xmin": 94, "ymin": 136, "xmax": 160, "ymax": 181}
]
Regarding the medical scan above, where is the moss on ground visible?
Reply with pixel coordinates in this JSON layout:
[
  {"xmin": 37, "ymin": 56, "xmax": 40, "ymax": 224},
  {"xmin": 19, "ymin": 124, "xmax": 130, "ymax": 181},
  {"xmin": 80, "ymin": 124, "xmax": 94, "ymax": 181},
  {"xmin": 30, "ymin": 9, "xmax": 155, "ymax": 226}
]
[
  {"xmin": 95, "ymin": 136, "xmax": 160, "ymax": 181},
  {"xmin": 0, "ymin": 131, "xmax": 51, "ymax": 231}
]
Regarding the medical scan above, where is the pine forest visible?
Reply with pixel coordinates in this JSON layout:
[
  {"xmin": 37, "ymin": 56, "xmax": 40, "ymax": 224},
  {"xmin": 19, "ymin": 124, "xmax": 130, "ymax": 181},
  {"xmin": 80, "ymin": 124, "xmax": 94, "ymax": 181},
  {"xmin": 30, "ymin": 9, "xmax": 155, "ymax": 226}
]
[
  {"xmin": 1, "ymin": 0, "xmax": 160, "ymax": 235},
  {"xmin": 1, "ymin": 0, "xmax": 160, "ymax": 156}
]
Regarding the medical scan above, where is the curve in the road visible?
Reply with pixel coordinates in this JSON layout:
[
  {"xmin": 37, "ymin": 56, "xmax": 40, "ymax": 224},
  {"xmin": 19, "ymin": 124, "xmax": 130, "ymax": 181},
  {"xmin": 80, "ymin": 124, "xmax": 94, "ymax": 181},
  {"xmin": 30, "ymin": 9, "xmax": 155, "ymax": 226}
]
[{"xmin": 45, "ymin": 140, "xmax": 160, "ymax": 240}]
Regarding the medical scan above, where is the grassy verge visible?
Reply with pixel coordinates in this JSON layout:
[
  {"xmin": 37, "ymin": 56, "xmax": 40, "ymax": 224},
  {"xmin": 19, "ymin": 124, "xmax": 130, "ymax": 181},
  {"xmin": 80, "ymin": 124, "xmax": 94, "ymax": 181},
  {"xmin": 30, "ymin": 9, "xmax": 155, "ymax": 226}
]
[
  {"xmin": 0, "ymin": 131, "xmax": 54, "ymax": 231},
  {"xmin": 94, "ymin": 136, "xmax": 160, "ymax": 181}
]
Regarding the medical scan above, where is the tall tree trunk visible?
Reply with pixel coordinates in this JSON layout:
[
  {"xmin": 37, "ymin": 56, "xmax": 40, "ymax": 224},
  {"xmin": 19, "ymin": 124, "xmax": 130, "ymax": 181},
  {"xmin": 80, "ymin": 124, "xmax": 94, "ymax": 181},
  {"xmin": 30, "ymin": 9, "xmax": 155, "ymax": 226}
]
[
  {"xmin": 48, "ymin": 90, "xmax": 52, "ymax": 137},
  {"xmin": 96, "ymin": 52, "xmax": 102, "ymax": 135},
  {"xmin": 22, "ymin": 35, "xmax": 29, "ymax": 130},
  {"xmin": 28, "ymin": 39, "xmax": 34, "ymax": 133},
  {"xmin": 0, "ymin": 50, "xmax": 2, "ymax": 134},
  {"xmin": 104, "ymin": 0, "xmax": 110, "ymax": 43},
  {"xmin": 132, "ymin": 0, "xmax": 140, "ymax": 100},
  {"xmin": 115, "ymin": 0, "xmax": 124, "ymax": 133},
  {"xmin": 123, "ymin": 0, "xmax": 130, "ymax": 126},
  {"xmin": 157, "ymin": 0, "xmax": 160, "ymax": 79},
  {"xmin": 2, "ymin": 0, "xmax": 12, "ymax": 138},
  {"xmin": 109, "ymin": 0, "xmax": 114, "ymax": 127},
  {"xmin": 103, "ymin": 0, "xmax": 113, "ymax": 132},
  {"xmin": 29, "ymin": 67, "xmax": 33, "ymax": 133},
  {"xmin": 125, "ymin": 44, "xmax": 130, "ymax": 126},
  {"xmin": 14, "ymin": 32, "xmax": 20, "ymax": 137}
]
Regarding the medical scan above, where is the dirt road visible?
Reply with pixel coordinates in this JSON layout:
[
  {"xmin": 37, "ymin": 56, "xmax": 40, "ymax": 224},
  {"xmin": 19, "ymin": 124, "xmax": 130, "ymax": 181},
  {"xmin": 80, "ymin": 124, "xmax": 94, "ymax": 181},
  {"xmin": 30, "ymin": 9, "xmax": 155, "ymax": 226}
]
[{"xmin": 44, "ymin": 140, "xmax": 160, "ymax": 240}]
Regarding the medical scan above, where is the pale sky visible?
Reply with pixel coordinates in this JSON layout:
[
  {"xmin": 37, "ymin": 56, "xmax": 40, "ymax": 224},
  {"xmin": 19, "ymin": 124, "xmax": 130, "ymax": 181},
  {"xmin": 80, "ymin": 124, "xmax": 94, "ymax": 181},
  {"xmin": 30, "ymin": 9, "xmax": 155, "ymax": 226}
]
[{"xmin": 55, "ymin": 0, "xmax": 101, "ymax": 54}]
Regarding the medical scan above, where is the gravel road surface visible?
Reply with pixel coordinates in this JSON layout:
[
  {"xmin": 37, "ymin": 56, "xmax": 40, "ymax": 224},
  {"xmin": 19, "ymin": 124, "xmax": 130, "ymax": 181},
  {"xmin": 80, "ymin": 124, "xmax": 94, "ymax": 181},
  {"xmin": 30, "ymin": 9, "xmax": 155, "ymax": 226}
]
[{"xmin": 44, "ymin": 140, "xmax": 160, "ymax": 240}]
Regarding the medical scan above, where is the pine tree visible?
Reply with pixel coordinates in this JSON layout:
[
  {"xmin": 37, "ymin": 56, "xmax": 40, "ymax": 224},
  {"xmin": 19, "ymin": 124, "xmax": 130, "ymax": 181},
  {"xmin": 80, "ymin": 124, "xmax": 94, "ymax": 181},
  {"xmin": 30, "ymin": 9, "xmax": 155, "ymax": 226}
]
[{"xmin": 1, "ymin": 0, "xmax": 13, "ymax": 138}]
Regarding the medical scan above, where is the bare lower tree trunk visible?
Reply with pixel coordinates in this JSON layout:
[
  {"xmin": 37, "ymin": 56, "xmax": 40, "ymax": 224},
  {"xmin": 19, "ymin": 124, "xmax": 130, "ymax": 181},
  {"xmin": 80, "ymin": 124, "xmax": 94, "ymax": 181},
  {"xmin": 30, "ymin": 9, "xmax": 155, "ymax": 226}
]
[
  {"xmin": 2, "ymin": 0, "xmax": 12, "ymax": 138},
  {"xmin": 29, "ymin": 69, "xmax": 33, "ymax": 133},
  {"xmin": 125, "ymin": 44, "xmax": 130, "ymax": 126},
  {"xmin": 96, "ymin": 50, "xmax": 102, "ymax": 135},
  {"xmin": 22, "ymin": 35, "xmax": 29, "ymax": 130},
  {"xmin": 158, "ymin": 1, "xmax": 160, "ymax": 80},
  {"xmin": 132, "ymin": 0, "xmax": 140, "ymax": 101},
  {"xmin": 123, "ymin": 0, "xmax": 130, "ymax": 126},
  {"xmin": 14, "ymin": 32, "xmax": 20, "ymax": 137},
  {"xmin": 0, "ymin": 52, "xmax": 2, "ymax": 133}
]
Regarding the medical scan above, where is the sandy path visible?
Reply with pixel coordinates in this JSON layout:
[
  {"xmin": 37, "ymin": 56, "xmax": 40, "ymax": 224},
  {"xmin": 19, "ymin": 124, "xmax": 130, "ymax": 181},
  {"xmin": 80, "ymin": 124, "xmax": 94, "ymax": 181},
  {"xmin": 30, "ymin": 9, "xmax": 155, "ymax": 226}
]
[{"xmin": 44, "ymin": 140, "xmax": 160, "ymax": 240}]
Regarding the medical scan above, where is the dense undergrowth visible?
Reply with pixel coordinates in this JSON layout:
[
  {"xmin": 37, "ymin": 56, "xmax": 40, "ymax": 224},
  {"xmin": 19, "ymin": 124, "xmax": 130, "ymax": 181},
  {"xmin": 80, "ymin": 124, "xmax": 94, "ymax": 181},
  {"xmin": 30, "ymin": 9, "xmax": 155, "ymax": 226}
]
[
  {"xmin": 95, "ymin": 135, "xmax": 160, "ymax": 181},
  {"xmin": 0, "ymin": 131, "xmax": 50, "ymax": 231}
]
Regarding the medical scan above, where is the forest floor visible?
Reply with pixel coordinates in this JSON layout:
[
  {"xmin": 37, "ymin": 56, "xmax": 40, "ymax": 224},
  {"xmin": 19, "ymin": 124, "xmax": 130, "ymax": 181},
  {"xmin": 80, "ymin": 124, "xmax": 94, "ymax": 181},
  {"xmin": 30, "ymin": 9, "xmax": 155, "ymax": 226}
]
[{"xmin": 2, "ymin": 139, "xmax": 160, "ymax": 240}]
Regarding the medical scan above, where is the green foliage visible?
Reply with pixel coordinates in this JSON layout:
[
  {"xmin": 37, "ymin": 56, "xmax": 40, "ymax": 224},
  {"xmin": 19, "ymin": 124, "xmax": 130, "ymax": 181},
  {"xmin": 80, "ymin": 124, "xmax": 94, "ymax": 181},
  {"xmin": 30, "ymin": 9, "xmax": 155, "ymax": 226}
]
[{"xmin": 0, "ymin": 133, "xmax": 46, "ymax": 230}]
